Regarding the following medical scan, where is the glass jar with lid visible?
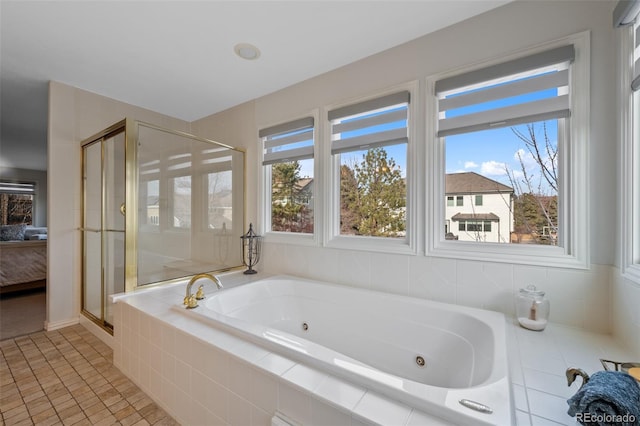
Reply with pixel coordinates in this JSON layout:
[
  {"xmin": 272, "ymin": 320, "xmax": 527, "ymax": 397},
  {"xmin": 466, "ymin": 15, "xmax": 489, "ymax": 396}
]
[{"xmin": 516, "ymin": 285, "xmax": 550, "ymax": 331}]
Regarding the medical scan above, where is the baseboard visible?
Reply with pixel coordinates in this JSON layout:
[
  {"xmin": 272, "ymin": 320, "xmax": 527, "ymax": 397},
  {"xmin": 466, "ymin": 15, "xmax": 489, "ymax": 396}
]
[
  {"xmin": 79, "ymin": 315, "xmax": 114, "ymax": 348},
  {"xmin": 45, "ymin": 317, "xmax": 79, "ymax": 331}
]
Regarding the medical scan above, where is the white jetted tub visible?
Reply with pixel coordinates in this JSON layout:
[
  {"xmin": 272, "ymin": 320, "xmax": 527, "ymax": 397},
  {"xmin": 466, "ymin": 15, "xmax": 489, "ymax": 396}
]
[{"xmin": 177, "ymin": 275, "xmax": 513, "ymax": 425}]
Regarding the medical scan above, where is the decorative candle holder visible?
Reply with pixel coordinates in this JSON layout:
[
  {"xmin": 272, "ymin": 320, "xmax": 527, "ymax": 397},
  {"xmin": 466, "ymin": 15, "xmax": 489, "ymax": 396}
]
[
  {"xmin": 516, "ymin": 285, "xmax": 550, "ymax": 331},
  {"xmin": 240, "ymin": 223, "xmax": 262, "ymax": 274}
]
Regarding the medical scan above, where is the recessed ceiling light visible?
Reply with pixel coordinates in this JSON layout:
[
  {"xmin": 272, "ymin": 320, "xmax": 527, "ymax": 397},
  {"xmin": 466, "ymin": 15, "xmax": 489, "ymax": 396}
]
[{"xmin": 234, "ymin": 43, "xmax": 261, "ymax": 60}]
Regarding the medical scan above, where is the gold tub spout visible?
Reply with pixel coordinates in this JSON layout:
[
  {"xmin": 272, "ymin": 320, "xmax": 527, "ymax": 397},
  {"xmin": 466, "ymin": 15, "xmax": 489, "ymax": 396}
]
[{"xmin": 183, "ymin": 273, "xmax": 223, "ymax": 309}]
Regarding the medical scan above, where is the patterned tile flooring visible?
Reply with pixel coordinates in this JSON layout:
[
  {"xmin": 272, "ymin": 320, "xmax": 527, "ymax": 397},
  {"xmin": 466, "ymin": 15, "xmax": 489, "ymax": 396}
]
[{"xmin": 0, "ymin": 324, "xmax": 177, "ymax": 426}]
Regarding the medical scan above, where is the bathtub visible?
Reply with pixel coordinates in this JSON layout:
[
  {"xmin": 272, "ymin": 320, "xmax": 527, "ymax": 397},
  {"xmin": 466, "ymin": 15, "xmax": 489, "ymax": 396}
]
[{"xmin": 176, "ymin": 275, "xmax": 513, "ymax": 425}]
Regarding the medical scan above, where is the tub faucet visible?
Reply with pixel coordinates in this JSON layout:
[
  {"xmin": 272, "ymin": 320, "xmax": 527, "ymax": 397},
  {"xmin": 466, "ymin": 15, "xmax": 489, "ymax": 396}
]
[{"xmin": 183, "ymin": 273, "xmax": 223, "ymax": 309}]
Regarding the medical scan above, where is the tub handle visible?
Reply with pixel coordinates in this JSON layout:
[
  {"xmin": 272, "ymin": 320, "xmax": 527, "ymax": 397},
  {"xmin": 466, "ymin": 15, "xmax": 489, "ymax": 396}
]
[{"xmin": 458, "ymin": 399, "xmax": 493, "ymax": 414}]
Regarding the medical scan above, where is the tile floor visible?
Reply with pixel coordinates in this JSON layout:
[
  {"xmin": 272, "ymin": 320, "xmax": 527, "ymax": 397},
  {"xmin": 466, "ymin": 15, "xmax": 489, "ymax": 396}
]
[{"xmin": 0, "ymin": 324, "xmax": 177, "ymax": 426}]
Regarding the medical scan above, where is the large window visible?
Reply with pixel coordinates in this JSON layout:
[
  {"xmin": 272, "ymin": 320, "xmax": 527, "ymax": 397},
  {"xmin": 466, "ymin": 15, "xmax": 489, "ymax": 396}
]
[
  {"xmin": 428, "ymin": 33, "xmax": 589, "ymax": 268},
  {"xmin": 618, "ymin": 1, "xmax": 640, "ymax": 281},
  {"xmin": 0, "ymin": 182, "xmax": 35, "ymax": 225},
  {"xmin": 260, "ymin": 117, "xmax": 315, "ymax": 235},
  {"xmin": 329, "ymin": 91, "xmax": 409, "ymax": 240}
]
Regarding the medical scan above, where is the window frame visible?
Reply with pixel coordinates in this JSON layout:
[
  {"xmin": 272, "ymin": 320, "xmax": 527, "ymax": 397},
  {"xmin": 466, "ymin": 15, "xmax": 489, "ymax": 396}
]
[
  {"xmin": 323, "ymin": 82, "xmax": 419, "ymax": 255},
  {"xmin": 168, "ymin": 174, "xmax": 192, "ymax": 230},
  {"xmin": 620, "ymin": 19, "xmax": 640, "ymax": 283},
  {"xmin": 259, "ymin": 111, "xmax": 320, "ymax": 246},
  {"xmin": 0, "ymin": 181, "xmax": 36, "ymax": 226},
  {"xmin": 426, "ymin": 32, "xmax": 590, "ymax": 269}
]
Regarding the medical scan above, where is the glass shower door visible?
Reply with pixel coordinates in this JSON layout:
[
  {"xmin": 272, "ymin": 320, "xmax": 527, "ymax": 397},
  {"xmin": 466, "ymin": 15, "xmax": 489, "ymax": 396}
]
[
  {"xmin": 81, "ymin": 126, "xmax": 126, "ymax": 331},
  {"xmin": 83, "ymin": 141, "xmax": 102, "ymax": 320},
  {"xmin": 103, "ymin": 131, "xmax": 126, "ymax": 325}
]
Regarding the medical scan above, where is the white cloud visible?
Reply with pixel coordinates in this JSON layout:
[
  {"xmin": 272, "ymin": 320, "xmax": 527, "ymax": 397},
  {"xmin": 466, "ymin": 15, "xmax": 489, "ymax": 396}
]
[
  {"xmin": 514, "ymin": 148, "xmax": 538, "ymax": 170},
  {"xmin": 512, "ymin": 170, "xmax": 524, "ymax": 180},
  {"xmin": 464, "ymin": 161, "xmax": 478, "ymax": 169},
  {"xmin": 480, "ymin": 160, "xmax": 507, "ymax": 176}
]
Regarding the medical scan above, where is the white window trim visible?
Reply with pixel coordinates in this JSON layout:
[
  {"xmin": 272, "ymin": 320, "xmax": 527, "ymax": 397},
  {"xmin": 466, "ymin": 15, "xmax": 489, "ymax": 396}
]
[
  {"xmin": 619, "ymin": 23, "xmax": 640, "ymax": 284},
  {"xmin": 258, "ymin": 110, "xmax": 321, "ymax": 247},
  {"xmin": 323, "ymin": 81, "xmax": 419, "ymax": 255},
  {"xmin": 426, "ymin": 31, "xmax": 590, "ymax": 269}
]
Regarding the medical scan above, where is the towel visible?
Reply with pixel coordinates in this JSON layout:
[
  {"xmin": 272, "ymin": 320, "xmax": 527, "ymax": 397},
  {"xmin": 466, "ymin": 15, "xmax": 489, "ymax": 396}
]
[{"xmin": 567, "ymin": 371, "xmax": 640, "ymax": 426}]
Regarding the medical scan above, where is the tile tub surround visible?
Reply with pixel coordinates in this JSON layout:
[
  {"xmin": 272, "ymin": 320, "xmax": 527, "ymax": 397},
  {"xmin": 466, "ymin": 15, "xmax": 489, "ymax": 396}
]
[{"xmin": 112, "ymin": 272, "xmax": 637, "ymax": 426}]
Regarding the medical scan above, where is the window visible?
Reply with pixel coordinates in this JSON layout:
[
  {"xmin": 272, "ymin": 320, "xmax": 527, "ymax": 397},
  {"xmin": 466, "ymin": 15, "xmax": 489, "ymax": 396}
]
[
  {"xmin": 170, "ymin": 175, "xmax": 191, "ymax": 228},
  {"xmin": 447, "ymin": 196, "xmax": 454, "ymax": 206},
  {"xmin": 618, "ymin": 1, "xmax": 640, "ymax": 281},
  {"xmin": 428, "ymin": 33, "xmax": 589, "ymax": 268},
  {"xmin": 456, "ymin": 196, "xmax": 463, "ymax": 207},
  {"xmin": 145, "ymin": 180, "xmax": 160, "ymax": 227},
  {"xmin": 260, "ymin": 117, "xmax": 315, "ymax": 234},
  {"xmin": 459, "ymin": 220, "xmax": 491, "ymax": 232},
  {"xmin": 201, "ymin": 146, "xmax": 234, "ymax": 231},
  {"xmin": 329, "ymin": 91, "xmax": 409, "ymax": 240},
  {"xmin": 206, "ymin": 170, "xmax": 232, "ymax": 230},
  {"xmin": 0, "ymin": 182, "xmax": 35, "ymax": 225}
]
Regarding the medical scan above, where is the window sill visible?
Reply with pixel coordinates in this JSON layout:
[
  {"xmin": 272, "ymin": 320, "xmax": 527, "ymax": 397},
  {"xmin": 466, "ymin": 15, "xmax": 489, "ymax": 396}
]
[
  {"xmin": 264, "ymin": 231, "xmax": 317, "ymax": 246},
  {"xmin": 326, "ymin": 235, "xmax": 416, "ymax": 256},
  {"xmin": 428, "ymin": 240, "xmax": 588, "ymax": 270},
  {"xmin": 622, "ymin": 264, "xmax": 640, "ymax": 286}
]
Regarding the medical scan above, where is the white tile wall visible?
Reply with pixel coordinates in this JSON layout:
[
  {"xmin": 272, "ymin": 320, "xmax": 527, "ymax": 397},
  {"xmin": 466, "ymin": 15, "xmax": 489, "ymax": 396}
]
[
  {"xmin": 262, "ymin": 243, "xmax": 613, "ymax": 334},
  {"xmin": 111, "ymin": 271, "xmax": 637, "ymax": 426},
  {"xmin": 612, "ymin": 269, "xmax": 640, "ymax": 357}
]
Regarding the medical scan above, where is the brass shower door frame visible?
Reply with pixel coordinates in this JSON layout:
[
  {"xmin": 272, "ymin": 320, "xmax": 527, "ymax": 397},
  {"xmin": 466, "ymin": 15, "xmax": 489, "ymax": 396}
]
[
  {"xmin": 81, "ymin": 119, "xmax": 247, "ymax": 333},
  {"xmin": 80, "ymin": 119, "xmax": 127, "ymax": 333}
]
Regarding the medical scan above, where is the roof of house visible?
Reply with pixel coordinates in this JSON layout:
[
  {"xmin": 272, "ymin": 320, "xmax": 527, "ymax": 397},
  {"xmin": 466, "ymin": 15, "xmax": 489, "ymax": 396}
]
[
  {"xmin": 451, "ymin": 212, "xmax": 500, "ymax": 221},
  {"xmin": 445, "ymin": 172, "xmax": 513, "ymax": 195},
  {"xmin": 296, "ymin": 178, "xmax": 313, "ymax": 192}
]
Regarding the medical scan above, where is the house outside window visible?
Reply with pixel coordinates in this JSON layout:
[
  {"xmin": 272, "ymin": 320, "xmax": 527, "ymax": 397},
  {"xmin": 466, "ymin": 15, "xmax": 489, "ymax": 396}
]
[
  {"xmin": 445, "ymin": 172, "xmax": 512, "ymax": 243},
  {"xmin": 428, "ymin": 32, "xmax": 590, "ymax": 268},
  {"xmin": 475, "ymin": 195, "xmax": 483, "ymax": 206},
  {"xmin": 260, "ymin": 117, "xmax": 315, "ymax": 235}
]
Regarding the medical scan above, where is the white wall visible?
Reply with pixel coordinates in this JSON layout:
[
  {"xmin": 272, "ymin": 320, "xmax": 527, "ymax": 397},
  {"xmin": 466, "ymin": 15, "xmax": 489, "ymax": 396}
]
[
  {"xmin": 47, "ymin": 81, "xmax": 191, "ymax": 330},
  {"xmin": 192, "ymin": 1, "xmax": 624, "ymax": 336}
]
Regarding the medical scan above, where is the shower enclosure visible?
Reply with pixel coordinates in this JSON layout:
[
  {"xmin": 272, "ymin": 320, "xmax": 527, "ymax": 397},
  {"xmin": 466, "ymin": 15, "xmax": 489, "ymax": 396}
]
[{"xmin": 80, "ymin": 119, "xmax": 245, "ymax": 332}]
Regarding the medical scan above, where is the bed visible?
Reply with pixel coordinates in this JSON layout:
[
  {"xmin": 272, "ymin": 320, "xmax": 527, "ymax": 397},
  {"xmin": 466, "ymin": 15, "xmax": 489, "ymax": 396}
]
[{"xmin": 0, "ymin": 225, "xmax": 47, "ymax": 294}]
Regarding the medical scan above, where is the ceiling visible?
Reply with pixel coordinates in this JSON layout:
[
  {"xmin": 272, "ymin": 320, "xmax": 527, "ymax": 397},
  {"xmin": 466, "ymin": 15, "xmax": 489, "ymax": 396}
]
[{"xmin": 0, "ymin": 0, "xmax": 510, "ymax": 171}]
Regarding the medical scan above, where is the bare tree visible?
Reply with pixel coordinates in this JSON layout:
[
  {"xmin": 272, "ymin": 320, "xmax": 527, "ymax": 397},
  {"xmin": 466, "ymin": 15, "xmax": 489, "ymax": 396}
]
[{"xmin": 505, "ymin": 122, "xmax": 559, "ymax": 245}]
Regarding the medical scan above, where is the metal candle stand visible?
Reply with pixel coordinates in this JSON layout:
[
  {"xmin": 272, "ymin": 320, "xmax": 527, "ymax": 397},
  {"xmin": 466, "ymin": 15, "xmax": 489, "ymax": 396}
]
[{"xmin": 240, "ymin": 223, "xmax": 262, "ymax": 274}]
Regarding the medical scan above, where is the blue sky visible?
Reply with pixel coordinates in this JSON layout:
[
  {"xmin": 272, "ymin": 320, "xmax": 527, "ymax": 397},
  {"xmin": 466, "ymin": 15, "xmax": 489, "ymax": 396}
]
[
  {"xmin": 446, "ymin": 120, "xmax": 558, "ymax": 195},
  {"xmin": 283, "ymin": 79, "xmax": 561, "ymax": 197}
]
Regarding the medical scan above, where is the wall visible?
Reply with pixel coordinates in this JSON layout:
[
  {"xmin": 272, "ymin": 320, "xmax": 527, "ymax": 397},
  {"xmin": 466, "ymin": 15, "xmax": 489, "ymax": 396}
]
[
  {"xmin": 193, "ymin": 1, "xmax": 622, "ymax": 336},
  {"xmin": 47, "ymin": 81, "xmax": 191, "ymax": 330},
  {"xmin": 612, "ymin": 271, "xmax": 640, "ymax": 356},
  {"xmin": 191, "ymin": 101, "xmax": 257, "ymax": 227},
  {"xmin": 0, "ymin": 167, "xmax": 47, "ymax": 226}
]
